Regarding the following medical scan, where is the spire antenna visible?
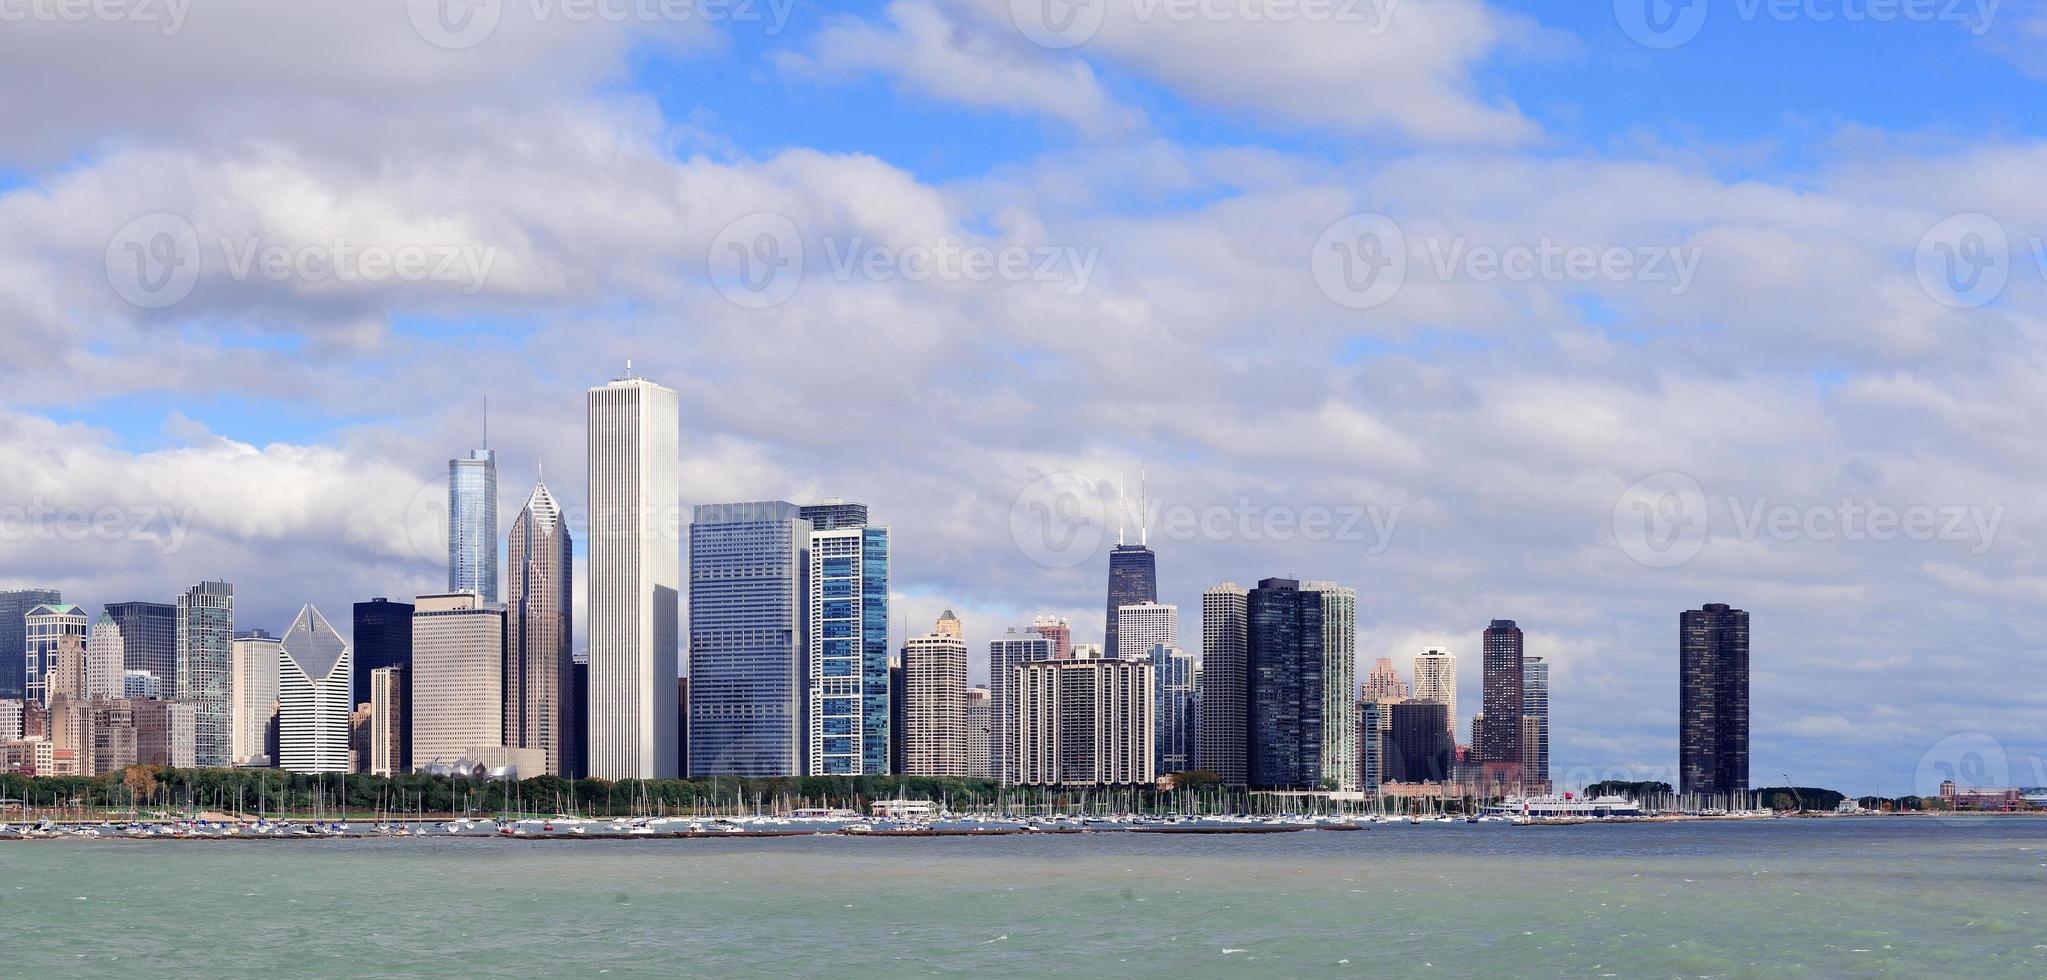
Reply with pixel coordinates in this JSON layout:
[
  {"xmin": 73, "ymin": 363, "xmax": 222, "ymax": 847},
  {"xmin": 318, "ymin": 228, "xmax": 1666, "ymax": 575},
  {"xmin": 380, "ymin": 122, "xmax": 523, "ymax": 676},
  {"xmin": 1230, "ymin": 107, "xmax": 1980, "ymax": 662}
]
[
  {"xmin": 1136, "ymin": 468, "xmax": 1148, "ymax": 547},
  {"xmin": 1116, "ymin": 472, "xmax": 1127, "ymax": 547},
  {"xmin": 482, "ymin": 395, "xmax": 489, "ymax": 450}
]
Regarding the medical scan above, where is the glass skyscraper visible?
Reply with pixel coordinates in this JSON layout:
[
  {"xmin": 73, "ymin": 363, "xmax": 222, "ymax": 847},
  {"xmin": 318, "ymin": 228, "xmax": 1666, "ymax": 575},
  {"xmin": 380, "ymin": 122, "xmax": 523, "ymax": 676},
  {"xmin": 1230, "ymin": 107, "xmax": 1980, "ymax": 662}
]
[
  {"xmin": 24, "ymin": 603, "xmax": 87, "ymax": 707},
  {"xmin": 352, "ymin": 597, "xmax": 414, "ymax": 770},
  {"xmin": 448, "ymin": 447, "xmax": 500, "ymax": 602},
  {"xmin": 1103, "ymin": 544, "xmax": 1158, "ymax": 662},
  {"xmin": 1522, "ymin": 656, "xmax": 1549, "ymax": 791},
  {"xmin": 1680, "ymin": 603, "xmax": 1749, "ymax": 800},
  {"xmin": 1153, "ymin": 644, "xmax": 1199, "ymax": 777},
  {"xmin": 688, "ymin": 501, "xmax": 808, "ymax": 778},
  {"xmin": 176, "ymin": 580, "xmax": 236, "ymax": 767},
  {"xmin": 1303, "ymin": 582, "xmax": 1359, "ymax": 792},
  {"xmin": 1197, "ymin": 582, "xmax": 1249, "ymax": 786},
  {"xmin": 106, "ymin": 600, "xmax": 177, "ymax": 693},
  {"xmin": 1480, "ymin": 619, "xmax": 1524, "ymax": 764},
  {"xmin": 1247, "ymin": 577, "xmax": 1323, "ymax": 790},
  {"xmin": 0, "ymin": 589, "xmax": 62, "ymax": 700},
  {"xmin": 804, "ymin": 512, "xmax": 889, "ymax": 776}
]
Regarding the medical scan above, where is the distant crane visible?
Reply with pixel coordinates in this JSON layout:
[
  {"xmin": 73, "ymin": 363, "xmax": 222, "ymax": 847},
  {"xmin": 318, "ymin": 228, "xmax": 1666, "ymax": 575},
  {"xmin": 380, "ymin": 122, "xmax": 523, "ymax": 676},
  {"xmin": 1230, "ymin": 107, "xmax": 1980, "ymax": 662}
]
[{"xmin": 1781, "ymin": 772, "xmax": 1803, "ymax": 813}]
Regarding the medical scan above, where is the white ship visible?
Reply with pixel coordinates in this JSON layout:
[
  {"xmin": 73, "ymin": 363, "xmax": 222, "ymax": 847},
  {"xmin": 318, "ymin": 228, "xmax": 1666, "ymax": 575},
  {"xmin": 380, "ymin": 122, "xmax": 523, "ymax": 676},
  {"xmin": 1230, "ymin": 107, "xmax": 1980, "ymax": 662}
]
[{"xmin": 1483, "ymin": 795, "xmax": 1643, "ymax": 819}]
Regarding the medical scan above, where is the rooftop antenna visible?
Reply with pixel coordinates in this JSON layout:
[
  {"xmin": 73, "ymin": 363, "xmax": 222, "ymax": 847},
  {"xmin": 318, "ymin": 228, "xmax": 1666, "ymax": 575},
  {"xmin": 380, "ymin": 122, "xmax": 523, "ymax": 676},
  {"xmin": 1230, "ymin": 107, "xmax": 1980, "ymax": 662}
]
[
  {"xmin": 1136, "ymin": 468, "xmax": 1149, "ymax": 547},
  {"xmin": 481, "ymin": 396, "xmax": 489, "ymax": 450},
  {"xmin": 1116, "ymin": 472, "xmax": 1127, "ymax": 547}
]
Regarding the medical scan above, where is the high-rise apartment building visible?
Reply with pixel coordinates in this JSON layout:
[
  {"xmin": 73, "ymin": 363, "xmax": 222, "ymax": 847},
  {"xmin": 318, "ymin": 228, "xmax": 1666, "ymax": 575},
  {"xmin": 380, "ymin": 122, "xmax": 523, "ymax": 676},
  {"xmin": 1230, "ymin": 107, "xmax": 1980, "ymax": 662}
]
[
  {"xmin": 133, "ymin": 698, "xmax": 196, "ymax": 769},
  {"xmin": 1153, "ymin": 645, "xmax": 1199, "ymax": 777},
  {"xmin": 175, "ymin": 580, "xmax": 235, "ymax": 767},
  {"xmin": 1412, "ymin": 647, "xmax": 1458, "ymax": 737},
  {"xmin": 105, "ymin": 601, "xmax": 176, "ymax": 691},
  {"xmin": 277, "ymin": 606, "xmax": 352, "ymax": 774},
  {"xmin": 965, "ymin": 685, "xmax": 993, "ymax": 780},
  {"xmin": 688, "ymin": 501, "xmax": 807, "ymax": 777},
  {"xmin": 1114, "ymin": 602, "xmax": 1176, "ymax": 663},
  {"xmin": 1247, "ymin": 578, "xmax": 1323, "ymax": 790},
  {"xmin": 1358, "ymin": 699, "xmax": 1383, "ymax": 793},
  {"xmin": 1479, "ymin": 619, "xmax": 1524, "ymax": 765},
  {"xmin": 1014, "ymin": 653, "xmax": 1154, "ymax": 788},
  {"xmin": 1029, "ymin": 615, "xmax": 1071, "ymax": 660},
  {"xmin": 410, "ymin": 593, "xmax": 505, "ymax": 766},
  {"xmin": 507, "ymin": 481, "xmax": 574, "ymax": 776},
  {"xmin": 231, "ymin": 629, "xmax": 281, "ymax": 767},
  {"xmin": 1197, "ymin": 582, "xmax": 1249, "ymax": 786},
  {"xmin": 1680, "ymin": 603, "xmax": 1749, "ymax": 800},
  {"xmin": 448, "ymin": 447, "xmax": 500, "ymax": 602},
  {"xmin": 988, "ymin": 627, "xmax": 1054, "ymax": 784},
  {"xmin": 587, "ymin": 369, "xmax": 681, "ymax": 779},
  {"xmin": 1523, "ymin": 656, "xmax": 1549, "ymax": 791},
  {"xmin": 84, "ymin": 613, "xmax": 126, "ymax": 701},
  {"xmin": 1303, "ymin": 582, "xmax": 1359, "ymax": 792},
  {"xmin": 0, "ymin": 589, "xmax": 61, "ymax": 700},
  {"xmin": 24, "ymin": 603, "xmax": 88, "ymax": 708},
  {"xmin": 805, "ymin": 509, "xmax": 889, "ymax": 776},
  {"xmin": 1387, "ymin": 699, "xmax": 1453, "ymax": 783},
  {"xmin": 369, "ymin": 666, "xmax": 406, "ymax": 776},
  {"xmin": 901, "ymin": 614, "xmax": 967, "ymax": 777}
]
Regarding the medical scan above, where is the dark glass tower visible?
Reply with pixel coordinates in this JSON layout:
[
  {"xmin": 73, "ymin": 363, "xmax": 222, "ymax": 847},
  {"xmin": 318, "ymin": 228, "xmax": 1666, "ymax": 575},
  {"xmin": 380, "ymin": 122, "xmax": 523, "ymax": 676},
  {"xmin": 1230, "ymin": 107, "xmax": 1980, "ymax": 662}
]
[
  {"xmin": 1680, "ymin": 603, "xmax": 1750, "ymax": 800},
  {"xmin": 354, "ymin": 598, "xmax": 414, "ymax": 769},
  {"xmin": 1479, "ymin": 619, "xmax": 1524, "ymax": 763},
  {"xmin": 1, "ymin": 589, "xmax": 62, "ymax": 699},
  {"xmin": 1386, "ymin": 700, "xmax": 1453, "ymax": 783},
  {"xmin": 1103, "ymin": 544, "xmax": 1157, "ymax": 660},
  {"xmin": 105, "ymin": 600, "xmax": 177, "ymax": 690},
  {"xmin": 1246, "ymin": 577, "xmax": 1323, "ymax": 790}
]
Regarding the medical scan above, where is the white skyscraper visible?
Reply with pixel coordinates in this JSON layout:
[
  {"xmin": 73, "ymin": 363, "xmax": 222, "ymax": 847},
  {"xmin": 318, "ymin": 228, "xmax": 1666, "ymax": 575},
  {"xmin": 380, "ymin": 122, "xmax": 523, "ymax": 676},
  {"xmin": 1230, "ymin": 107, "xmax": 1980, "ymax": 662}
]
[
  {"xmin": 277, "ymin": 606, "xmax": 352, "ymax": 774},
  {"xmin": 231, "ymin": 630, "xmax": 281, "ymax": 767},
  {"xmin": 586, "ymin": 368, "xmax": 681, "ymax": 779},
  {"xmin": 1114, "ymin": 601, "xmax": 1177, "ymax": 662},
  {"xmin": 1303, "ymin": 582, "xmax": 1359, "ymax": 792},
  {"xmin": 901, "ymin": 615, "xmax": 967, "ymax": 777},
  {"xmin": 84, "ymin": 614, "xmax": 126, "ymax": 702},
  {"xmin": 1413, "ymin": 647, "xmax": 1459, "ymax": 737}
]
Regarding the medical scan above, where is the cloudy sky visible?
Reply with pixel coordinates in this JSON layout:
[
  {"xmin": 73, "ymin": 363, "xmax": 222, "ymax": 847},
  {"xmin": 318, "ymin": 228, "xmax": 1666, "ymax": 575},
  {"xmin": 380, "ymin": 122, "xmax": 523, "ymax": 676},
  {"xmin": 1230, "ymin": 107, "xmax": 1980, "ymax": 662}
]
[{"xmin": 3, "ymin": 0, "xmax": 2045, "ymax": 794}]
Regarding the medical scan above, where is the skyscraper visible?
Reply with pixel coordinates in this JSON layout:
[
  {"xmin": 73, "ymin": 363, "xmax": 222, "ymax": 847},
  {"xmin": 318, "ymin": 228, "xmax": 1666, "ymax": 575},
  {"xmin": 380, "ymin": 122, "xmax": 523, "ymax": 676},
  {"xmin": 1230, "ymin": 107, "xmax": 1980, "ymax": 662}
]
[
  {"xmin": 965, "ymin": 685, "xmax": 993, "ymax": 780},
  {"xmin": 84, "ymin": 613, "xmax": 126, "ymax": 701},
  {"xmin": 448, "ymin": 447, "xmax": 500, "ymax": 603},
  {"xmin": 1153, "ymin": 644, "xmax": 1199, "ymax": 777},
  {"xmin": 805, "ymin": 507, "xmax": 889, "ymax": 776},
  {"xmin": 587, "ymin": 368, "xmax": 681, "ymax": 780},
  {"xmin": 1114, "ymin": 602, "xmax": 1177, "ymax": 663},
  {"xmin": 1479, "ymin": 619, "xmax": 1524, "ymax": 765},
  {"xmin": 1030, "ymin": 615, "xmax": 1072, "ymax": 660},
  {"xmin": 1522, "ymin": 656, "xmax": 1549, "ymax": 792},
  {"xmin": 175, "ymin": 580, "xmax": 235, "ymax": 767},
  {"xmin": 1014, "ymin": 652, "xmax": 1154, "ymax": 788},
  {"xmin": 104, "ymin": 600, "xmax": 176, "ymax": 692},
  {"xmin": 798, "ymin": 498, "xmax": 868, "ymax": 531},
  {"xmin": 1386, "ymin": 699, "xmax": 1453, "ymax": 783},
  {"xmin": 410, "ymin": 593, "xmax": 505, "ymax": 766},
  {"xmin": 24, "ymin": 603, "xmax": 87, "ymax": 707},
  {"xmin": 1247, "ymin": 578, "xmax": 1323, "ymax": 790},
  {"xmin": 0, "ymin": 589, "xmax": 61, "ymax": 700},
  {"xmin": 231, "ymin": 630, "xmax": 280, "ymax": 767},
  {"xmin": 352, "ymin": 597, "xmax": 412, "ymax": 768},
  {"xmin": 988, "ymin": 627, "xmax": 1055, "ymax": 784},
  {"xmin": 1412, "ymin": 647, "xmax": 1458, "ymax": 738},
  {"xmin": 506, "ymin": 480, "xmax": 574, "ymax": 776},
  {"xmin": 688, "ymin": 501, "xmax": 807, "ymax": 778},
  {"xmin": 1303, "ymin": 582, "xmax": 1359, "ymax": 792},
  {"xmin": 1680, "ymin": 603, "xmax": 1749, "ymax": 800},
  {"xmin": 1357, "ymin": 699, "xmax": 1383, "ymax": 793},
  {"xmin": 1362, "ymin": 657, "xmax": 1410, "ymax": 702},
  {"xmin": 1197, "ymin": 581, "xmax": 1249, "ymax": 786},
  {"xmin": 277, "ymin": 606, "xmax": 352, "ymax": 774},
  {"xmin": 901, "ymin": 614, "xmax": 967, "ymax": 777},
  {"xmin": 1103, "ymin": 546, "xmax": 1158, "ymax": 664}
]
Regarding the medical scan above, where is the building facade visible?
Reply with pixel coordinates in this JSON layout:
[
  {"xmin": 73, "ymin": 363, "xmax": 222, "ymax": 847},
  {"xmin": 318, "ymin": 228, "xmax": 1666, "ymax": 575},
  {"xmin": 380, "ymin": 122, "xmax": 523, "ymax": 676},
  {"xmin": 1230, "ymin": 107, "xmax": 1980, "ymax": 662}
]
[
  {"xmin": 1412, "ymin": 648, "xmax": 1458, "ymax": 737},
  {"xmin": 105, "ymin": 600, "xmax": 176, "ymax": 693},
  {"xmin": 0, "ymin": 589, "xmax": 61, "ymax": 701},
  {"xmin": 506, "ymin": 481, "xmax": 574, "ymax": 776},
  {"xmin": 1102, "ymin": 544, "xmax": 1158, "ymax": 663},
  {"xmin": 1522, "ymin": 655, "xmax": 1549, "ymax": 791},
  {"xmin": 1358, "ymin": 699, "xmax": 1383, "ymax": 793},
  {"xmin": 1014, "ymin": 654, "xmax": 1154, "ymax": 788},
  {"xmin": 688, "ymin": 501, "xmax": 807, "ymax": 777},
  {"xmin": 175, "ymin": 580, "xmax": 236, "ymax": 767},
  {"xmin": 1153, "ymin": 645, "xmax": 1199, "ymax": 777},
  {"xmin": 586, "ymin": 370, "xmax": 682, "ymax": 779},
  {"xmin": 1029, "ymin": 615, "xmax": 1071, "ymax": 660},
  {"xmin": 1680, "ymin": 603, "xmax": 1750, "ymax": 800},
  {"xmin": 410, "ymin": 593, "xmax": 505, "ymax": 766},
  {"xmin": 231, "ymin": 629, "xmax": 281, "ymax": 767},
  {"xmin": 1479, "ymin": 619, "xmax": 1524, "ymax": 765},
  {"xmin": 24, "ymin": 603, "xmax": 88, "ymax": 708},
  {"xmin": 351, "ymin": 598, "xmax": 413, "ymax": 717},
  {"xmin": 277, "ymin": 606, "xmax": 352, "ymax": 774},
  {"xmin": 901, "ymin": 615, "xmax": 967, "ymax": 777},
  {"xmin": 1303, "ymin": 582, "xmax": 1359, "ymax": 792},
  {"xmin": 1113, "ymin": 602, "xmax": 1177, "ymax": 663},
  {"xmin": 964, "ymin": 686, "xmax": 992, "ymax": 780},
  {"xmin": 1387, "ymin": 699, "xmax": 1453, "ymax": 783},
  {"xmin": 84, "ymin": 613, "xmax": 127, "ymax": 702},
  {"xmin": 988, "ymin": 627, "xmax": 1055, "ymax": 784},
  {"xmin": 805, "ymin": 515, "xmax": 889, "ymax": 776},
  {"xmin": 448, "ymin": 446, "xmax": 500, "ymax": 602},
  {"xmin": 369, "ymin": 666, "xmax": 405, "ymax": 776},
  {"xmin": 134, "ymin": 698, "xmax": 197, "ymax": 769},
  {"xmin": 1197, "ymin": 582, "xmax": 1249, "ymax": 786}
]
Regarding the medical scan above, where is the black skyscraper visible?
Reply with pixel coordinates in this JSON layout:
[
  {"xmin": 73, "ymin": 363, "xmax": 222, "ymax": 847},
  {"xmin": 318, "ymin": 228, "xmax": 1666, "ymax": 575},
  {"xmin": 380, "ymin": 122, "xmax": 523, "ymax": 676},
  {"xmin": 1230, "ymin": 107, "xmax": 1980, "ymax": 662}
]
[
  {"xmin": 1479, "ymin": 619, "xmax": 1524, "ymax": 764},
  {"xmin": 1246, "ymin": 577, "xmax": 1323, "ymax": 790},
  {"xmin": 1103, "ymin": 544, "xmax": 1158, "ymax": 660},
  {"xmin": 574, "ymin": 653, "xmax": 591, "ymax": 778},
  {"xmin": 1680, "ymin": 603, "xmax": 1750, "ymax": 800},
  {"xmin": 354, "ymin": 597, "xmax": 414, "ymax": 768},
  {"xmin": 105, "ymin": 600, "xmax": 177, "ymax": 690},
  {"xmin": 0, "ymin": 589, "xmax": 62, "ymax": 700},
  {"xmin": 1386, "ymin": 700, "xmax": 1454, "ymax": 783}
]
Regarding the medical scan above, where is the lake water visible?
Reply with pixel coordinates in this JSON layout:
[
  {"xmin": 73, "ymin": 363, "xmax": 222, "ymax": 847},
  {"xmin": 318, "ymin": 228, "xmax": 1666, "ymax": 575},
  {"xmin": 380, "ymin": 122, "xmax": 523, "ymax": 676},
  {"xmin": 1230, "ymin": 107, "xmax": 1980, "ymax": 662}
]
[{"xmin": 4, "ymin": 818, "xmax": 2043, "ymax": 977}]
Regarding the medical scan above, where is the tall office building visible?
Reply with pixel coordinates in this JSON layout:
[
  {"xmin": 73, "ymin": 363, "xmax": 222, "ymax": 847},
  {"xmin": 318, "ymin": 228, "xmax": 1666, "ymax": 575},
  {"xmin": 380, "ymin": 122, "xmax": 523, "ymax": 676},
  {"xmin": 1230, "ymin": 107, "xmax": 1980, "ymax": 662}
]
[
  {"xmin": 231, "ymin": 630, "xmax": 281, "ymax": 767},
  {"xmin": 572, "ymin": 650, "xmax": 590, "ymax": 778},
  {"xmin": 1114, "ymin": 602, "xmax": 1176, "ymax": 663},
  {"xmin": 277, "ymin": 606, "xmax": 351, "ymax": 774},
  {"xmin": 84, "ymin": 613, "xmax": 126, "ymax": 701},
  {"xmin": 587, "ymin": 368, "xmax": 681, "ymax": 779},
  {"xmin": 1412, "ymin": 648, "xmax": 1458, "ymax": 737},
  {"xmin": 1030, "ymin": 615, "xmax": 1071, "ymax": 660},
  {"xmin": 1153, "ymin": 644, "xmax": 1199, "ymax": 777},
  {"xmin": 688, "ymin": 502, "xmax": 806, "ymax": 778},
  {"xmin": 965, "ymin": 686, "xmax": 993, "ymax": 780},
  {"xmin": 24, "ymin": 603, "xmax": 87, "ymax": 707},
  {"xmin": 1102, "ymin": 547, "xmax": 1158, "ymax": 664},
  {"xmin": 806, "ymin": 510, "xmax": 889, "ymax": 776},
  {"xmin": 887, "ymin": 657, "xmax": 904, "ymax": 775},
  {"xmin": 368, "ymin": 666, "xmax": 405, "ymax": 776},
  {"xmin": 1357, "ymin": 699, "xmax": 1383, "ymax": 793},
  {"xmin": 449, "ymin": 447, "xmax": 500, "ymax": 602},
  {"xmin": 1680, "ymin": 603, "xmax": 1750, "ymax": 800},
  {"xmin": 0, "ymin": 589, "xmax": 61, "ymax": 700},
  {"xmin": 1523, "ymin": 656, "xmax": 1549, "ymax": 790},
  {"xmin": 352, "ymin": 598, "xmax": 412, "ymax": 770},
  {"xmin": 1247, "ymin": 578, "xmax": 1323, "ymax": 790},
  {"xmin": 988, "ymin": 627, "xmax": 1055, "ymax": 784},
  {"xmin": 1303, "ymin": 582, "xmax": 1359, "ymax": 792},
  {"xmin": 175, "ymin": 580, "xmax": 235, "ymax": 767},
  {"xmin": 105, "ymin": 601, "xmax": 176, "ymax": 691},
  {"xmin": 1479, "ymin": 620, "xmax": 1524, "ymax": 765},
  {"xmin": 507, "ymin": 480, "xmax": 574, "ymax": 776},
  {"xmin": 410, "ymin": 593, "xmax": 505, "ymax": 765},
  {"xmin": 1014, "ymin": 653, "xmax": 1154, "ymax": 788},
  {"xmin": 1197, "ymin": 582, "xmax": 1249, "ymax": 786},
  {"xmin": 934, "ymin": 609, "xmax": 964, "ymax": 642},
  {"xmin": 901, "ymin": 614, "xmax": 967, "ymax": 777},
  {"xmin": 1386, "ymin": 699, "xmax": 1453, "ymax": 783}
]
